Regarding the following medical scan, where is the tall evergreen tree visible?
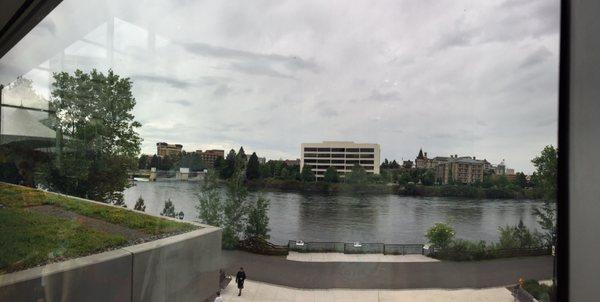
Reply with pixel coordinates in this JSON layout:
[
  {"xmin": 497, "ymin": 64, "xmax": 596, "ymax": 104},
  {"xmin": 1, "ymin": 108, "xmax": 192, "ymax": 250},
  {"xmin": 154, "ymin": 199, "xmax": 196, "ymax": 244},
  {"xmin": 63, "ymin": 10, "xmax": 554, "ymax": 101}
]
[
  {"xmin": 221, "ymin": 149, "xmax": 237, "ymax": 179},
  {"xmin": 246, "ymin": 152, "xmax": 260, "ymax": 180},
  {"xmin": 236, "ymin": 146, "xmax": 247, "ymax": 171}
]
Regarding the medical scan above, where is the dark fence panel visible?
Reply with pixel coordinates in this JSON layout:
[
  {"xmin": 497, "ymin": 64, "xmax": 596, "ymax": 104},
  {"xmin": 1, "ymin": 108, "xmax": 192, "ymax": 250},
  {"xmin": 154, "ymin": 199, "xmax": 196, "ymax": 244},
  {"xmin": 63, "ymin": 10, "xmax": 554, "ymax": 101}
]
[
  {"xmin": 343, "ymin": 243, "xmax": 384, "ymax": 254},
  {"xmin": 383, "ymin": 244, "xmax": 424, "ymax": 255},
  {"xmin": 289, "ymin": 241, "xmax": 428, "ymax": 255}
]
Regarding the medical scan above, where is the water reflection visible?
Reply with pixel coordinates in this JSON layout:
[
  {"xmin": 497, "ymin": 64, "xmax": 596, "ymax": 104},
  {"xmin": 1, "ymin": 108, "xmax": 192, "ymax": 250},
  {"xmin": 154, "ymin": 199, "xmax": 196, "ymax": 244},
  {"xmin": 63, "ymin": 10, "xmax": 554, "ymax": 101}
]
[{"xmin": 124, "ymin": 181, "xmax": 544, "ymax": 245}]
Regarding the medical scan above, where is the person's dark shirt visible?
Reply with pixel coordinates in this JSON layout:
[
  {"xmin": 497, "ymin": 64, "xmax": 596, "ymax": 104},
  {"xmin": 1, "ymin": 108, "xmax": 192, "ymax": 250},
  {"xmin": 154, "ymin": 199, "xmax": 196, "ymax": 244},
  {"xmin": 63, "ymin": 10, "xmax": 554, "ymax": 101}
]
[{"xmin": 236, "ymin": 271, "xmax": 246, "ymax": 283}]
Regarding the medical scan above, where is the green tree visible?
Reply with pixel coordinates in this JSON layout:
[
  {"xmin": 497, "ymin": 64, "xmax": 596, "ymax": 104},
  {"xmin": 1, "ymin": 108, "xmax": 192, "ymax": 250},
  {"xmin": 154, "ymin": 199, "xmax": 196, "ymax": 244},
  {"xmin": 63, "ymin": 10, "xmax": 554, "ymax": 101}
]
[
  {"xmin": 220, "ymin": 149, "xmax": 237, "ymax": 179},
  {"xmin": 301, "ymin": 165, "xmax": 315, "ymax": 182},
  {"xmin": 531, "ymin": 146, "xmax": 558, "ymax": 247},
  {"xmin": 497, "ymin": 220, "xmax": 542, "ymax": 249},
  {"xmin": 323, "ymin": 167, "xmax": 339, "ymax": 183},
  {"xmin": 236, "ymin": 146, "xmax": 247, "ymax": 171},
  {"xmin": 514, "ymin": 172, "xmax": 528, "ymax": 188},
  {"xmin": 160, "ymin": 198, "xmax": 176, "ymax": 218},
  {"xmin": 196, "ymin": 170, "xmax": 223, "ymax": 227},
  {"xmin": 138, "ymin": 154, "xmax": 149, "ymax": 170},
  {"xmin": 346, "ymin": 164, "xmax": 367, "ymax": 184},
  {"xmin": 222, "ymin": 173, "xmax": 249, "ymax": 248},
  {"xmin": 421, "ymin": 169, "xmax": 436, "ymax": 186},
  {"xmin": 279, "ymin": 166, "xmax": 290, "ymax": 180},
  {"xmin": 259, "ymin": 164, "xmax": 271, "ymax": 178},
  {"xmin": 380, "ymin": 159, "xmax": 390, "ymax": 169},
  {"xmin": 39, "ymin": 69, "xmax": 141, "ymax": 205},
  {"xmin": 245, "ymin": 195, "xmax": 270, "ymax": 240},
  {"xmin": 426, "ymin": 223, "xmax": 455, "ymax": 249},
  {"xmin": 532, "ymin": 146, "xmax": 558, "ymax": 201},
  {"xmin": 389, "ymin": 160, "xmax": 400, "ymax": 169},
  {"xmin": 398, "ymin": 171, "xmax": 411, "ymax": 185},
  {"xmin": 134, "ymin": 196, "xmax": 146, "ymax": 212},
  {"xmin": 246, "ymin": 152, "xmax": 260, "ymax": 180}
]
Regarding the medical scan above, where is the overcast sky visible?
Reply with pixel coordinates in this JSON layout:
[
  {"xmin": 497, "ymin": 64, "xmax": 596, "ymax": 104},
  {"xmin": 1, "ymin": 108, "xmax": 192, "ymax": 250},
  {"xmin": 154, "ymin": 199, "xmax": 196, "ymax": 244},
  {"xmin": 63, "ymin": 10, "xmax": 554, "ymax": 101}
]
[{"xmin": 0, "ymin": 0, "xmax": 559, "ymax": 173}]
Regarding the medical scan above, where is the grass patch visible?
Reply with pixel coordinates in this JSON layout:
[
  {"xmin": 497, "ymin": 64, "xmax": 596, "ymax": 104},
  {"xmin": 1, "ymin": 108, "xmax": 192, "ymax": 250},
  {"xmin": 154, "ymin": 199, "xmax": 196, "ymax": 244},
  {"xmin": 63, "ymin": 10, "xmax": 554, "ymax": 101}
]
[
  {"xmin": 0, "ymin": 207, "xmax": 126, "ymax": 273},
  {"xmin": 0, "ymin": 183, "xmax": 197, "ymax": 235},
  {"xmin": 0, "ymin": 183, "xmax": 199, "ymax": 273}
]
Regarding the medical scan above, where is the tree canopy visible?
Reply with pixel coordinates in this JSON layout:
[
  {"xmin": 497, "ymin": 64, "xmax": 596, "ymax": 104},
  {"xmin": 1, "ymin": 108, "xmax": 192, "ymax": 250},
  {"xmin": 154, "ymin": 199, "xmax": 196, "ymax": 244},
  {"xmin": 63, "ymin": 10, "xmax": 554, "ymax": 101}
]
[{"xmin": 39, "ymin": 69, "xmax": 141, "ymax": 204}]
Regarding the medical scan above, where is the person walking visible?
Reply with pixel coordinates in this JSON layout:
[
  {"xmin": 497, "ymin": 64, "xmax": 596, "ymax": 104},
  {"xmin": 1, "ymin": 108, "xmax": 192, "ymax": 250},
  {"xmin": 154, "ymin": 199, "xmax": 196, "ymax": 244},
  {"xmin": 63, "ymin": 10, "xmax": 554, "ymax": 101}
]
[
  {"xmin": 236, "ymin": 267, "xmax": 246, "ymax": 296},
  {"xmin": 213, "ymin": 291, "xmax": 223, "ymax": 302}
]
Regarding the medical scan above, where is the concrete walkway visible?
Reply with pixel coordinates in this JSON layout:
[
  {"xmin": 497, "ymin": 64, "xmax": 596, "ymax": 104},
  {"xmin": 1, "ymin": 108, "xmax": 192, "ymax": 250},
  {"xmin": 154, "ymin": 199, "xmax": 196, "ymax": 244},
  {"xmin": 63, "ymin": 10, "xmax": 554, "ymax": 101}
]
[
  {"xmin": 287, "ymin": 252, "xmax": 439, "ymax": 263},
  {"xmin": 223, "ymin": 250, "xmax": 553, "ymax": 289},
  {"xmin": 219, "ymin": 279, "xmax": 515, "ymax": 302}
]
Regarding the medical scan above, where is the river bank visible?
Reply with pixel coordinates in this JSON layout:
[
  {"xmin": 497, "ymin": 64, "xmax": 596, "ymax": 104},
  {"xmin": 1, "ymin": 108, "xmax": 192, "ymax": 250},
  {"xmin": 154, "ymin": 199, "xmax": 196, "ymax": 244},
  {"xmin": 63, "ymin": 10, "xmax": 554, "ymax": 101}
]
[{"xmin": 245, "ymin": 178, "xmax": 543, "ymax": 200}]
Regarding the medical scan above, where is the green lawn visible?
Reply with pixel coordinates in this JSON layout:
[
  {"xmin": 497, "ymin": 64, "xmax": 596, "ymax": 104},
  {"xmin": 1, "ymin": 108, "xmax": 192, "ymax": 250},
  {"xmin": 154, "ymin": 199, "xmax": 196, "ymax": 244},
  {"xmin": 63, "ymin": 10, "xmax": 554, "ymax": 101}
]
[{"xmin": 0, "ymin": 183, "xmax": 198, "ymax": 273}]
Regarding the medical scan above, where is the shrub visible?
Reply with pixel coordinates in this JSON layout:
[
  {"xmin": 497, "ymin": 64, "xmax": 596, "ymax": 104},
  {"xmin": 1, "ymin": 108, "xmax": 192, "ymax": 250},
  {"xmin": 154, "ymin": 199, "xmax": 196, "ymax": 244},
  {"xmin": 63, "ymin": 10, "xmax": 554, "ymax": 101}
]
[
  {"xmin": 495, "ymin": 220, "xmax": 543, "ymax": 249},
  {"xmin": 134, "ymin": 196, "xmax": 146, "ymax": 212},
  {"xmin": 436, "ymin": 239, "xmax": 489, "ymax": 261},
  {"xmin": 522, "ymin": 279, "xmax": 551, "ymax": 302},
  {"xmin": 426, "ymin": 223, "xmax": 455, "ymax": 249},
  {"xmin": 160, "ymin": 199, "xmax": 176, "ymax": 218}
]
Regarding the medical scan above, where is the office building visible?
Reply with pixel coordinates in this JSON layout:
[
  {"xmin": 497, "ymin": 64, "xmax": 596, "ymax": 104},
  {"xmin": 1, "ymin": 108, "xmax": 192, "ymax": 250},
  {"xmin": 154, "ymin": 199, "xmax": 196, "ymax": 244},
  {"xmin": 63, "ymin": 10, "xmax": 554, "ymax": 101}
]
[{"xmin": 300, "ymin": 141, "xmax": 380, "ymax": 179}]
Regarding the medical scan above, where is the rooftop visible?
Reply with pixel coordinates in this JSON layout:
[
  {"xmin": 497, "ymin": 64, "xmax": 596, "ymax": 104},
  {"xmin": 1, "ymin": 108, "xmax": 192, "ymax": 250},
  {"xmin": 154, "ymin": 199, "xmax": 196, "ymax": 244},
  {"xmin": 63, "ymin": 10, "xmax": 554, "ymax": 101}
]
[{"xmin": 0, "ymin": 182, "xmax": 197, "ymax": 274}]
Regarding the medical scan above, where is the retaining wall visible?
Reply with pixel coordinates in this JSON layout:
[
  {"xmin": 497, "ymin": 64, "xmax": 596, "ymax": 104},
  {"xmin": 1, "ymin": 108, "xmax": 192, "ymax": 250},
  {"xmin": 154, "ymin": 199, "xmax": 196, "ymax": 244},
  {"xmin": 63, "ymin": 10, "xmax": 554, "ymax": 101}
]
[{"xmin": 0, "ymin": 225, "xmax": 222, "ymax": 302}]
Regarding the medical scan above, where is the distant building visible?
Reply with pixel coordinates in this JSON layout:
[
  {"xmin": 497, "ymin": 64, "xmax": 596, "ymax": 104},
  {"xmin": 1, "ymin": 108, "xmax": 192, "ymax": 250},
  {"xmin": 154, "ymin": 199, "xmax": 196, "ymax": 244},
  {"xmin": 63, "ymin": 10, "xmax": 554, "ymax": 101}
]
[
  {"xmin": 283, "ymin": 159, "xmax": 300, "ymax": 166},
  {"xmin": 506, "ymin": 168, "xmax": 515, "ymax": 175},
  {"xmin": 300, "ymin": 141, "xmax": 381, "ymax": 180},
  {"xmin": 436, "ymin": 155, "xmax": 485, "ymax": 184},
  {"xmin": 195, "ymin": 149, "xmax": 225, "ymax": 168},
  {"xmin": 157, "ymin": 142, "xmax": 183, "ymax": 157},
  {"xmin": 415, "ymin": 149, "xmax": 448, "ymax": 169},
  {"xmin": 495, "ymin": 160, "xmax": 507, "ymax": 175}
]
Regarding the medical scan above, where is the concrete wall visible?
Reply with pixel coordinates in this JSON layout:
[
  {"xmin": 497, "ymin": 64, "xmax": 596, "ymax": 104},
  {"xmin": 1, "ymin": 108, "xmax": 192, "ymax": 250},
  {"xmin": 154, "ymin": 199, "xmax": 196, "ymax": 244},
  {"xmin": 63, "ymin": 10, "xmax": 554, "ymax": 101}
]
[{"xmin": 0, "ymin": 228, "xmax": 222, "ymax": 302}]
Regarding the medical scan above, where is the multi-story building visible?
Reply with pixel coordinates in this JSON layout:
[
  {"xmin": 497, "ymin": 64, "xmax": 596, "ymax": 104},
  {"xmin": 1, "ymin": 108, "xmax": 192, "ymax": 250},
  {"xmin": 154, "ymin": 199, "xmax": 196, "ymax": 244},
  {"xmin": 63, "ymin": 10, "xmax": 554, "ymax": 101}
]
[
  {"xmin": 415, "ymin": 149, "xmax": 450, "ymax": 169},
  {"xmin": 436, "ymin": 155, "xmax": 485, "ymax": 184},
  {"xmin": 156, "ymin": 142, "xmax": 183, "ymax": 157},
  {"xmin": 195, "ymin": 149, "xmax": 225, "ymax": 168},
  {"xmin": 300, "ymin": 141, "xmax": 380, "ymax": 179}
]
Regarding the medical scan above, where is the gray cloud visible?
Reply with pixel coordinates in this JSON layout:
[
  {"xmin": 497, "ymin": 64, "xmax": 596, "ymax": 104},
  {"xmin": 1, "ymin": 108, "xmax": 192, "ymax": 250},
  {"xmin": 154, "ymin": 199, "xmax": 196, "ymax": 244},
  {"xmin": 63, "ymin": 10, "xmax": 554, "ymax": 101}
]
[
  {"xmin": 178, "ymin": 41, "xmax": 319, "ymax": 73},
  {"xmin": 132, "ymin": 74, "xmax": 191, "ymax": 89},
  {"xmin": 167, "ymin": 99, "xmax": 192, "ymax": 106},
  {"xmin": 520, "ymin": 47, "xmax": 553, "ymax": 69}
]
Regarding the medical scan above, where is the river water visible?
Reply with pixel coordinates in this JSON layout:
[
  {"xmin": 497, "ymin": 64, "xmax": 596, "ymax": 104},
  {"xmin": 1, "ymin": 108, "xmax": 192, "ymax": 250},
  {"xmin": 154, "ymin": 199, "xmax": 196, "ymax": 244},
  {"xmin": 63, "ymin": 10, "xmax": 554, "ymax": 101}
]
[{"xmin": 123, "ymin": 181, "xmax": 544, "ymax": 245}]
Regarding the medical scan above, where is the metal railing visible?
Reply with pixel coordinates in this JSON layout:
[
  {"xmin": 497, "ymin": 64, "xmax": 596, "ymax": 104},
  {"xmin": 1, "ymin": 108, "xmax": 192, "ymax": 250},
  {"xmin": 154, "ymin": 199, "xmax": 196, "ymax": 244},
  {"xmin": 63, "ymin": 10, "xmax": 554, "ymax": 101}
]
[{"xmin": 288, "ymin": 240, "xmax": 424, "ymax": 255}]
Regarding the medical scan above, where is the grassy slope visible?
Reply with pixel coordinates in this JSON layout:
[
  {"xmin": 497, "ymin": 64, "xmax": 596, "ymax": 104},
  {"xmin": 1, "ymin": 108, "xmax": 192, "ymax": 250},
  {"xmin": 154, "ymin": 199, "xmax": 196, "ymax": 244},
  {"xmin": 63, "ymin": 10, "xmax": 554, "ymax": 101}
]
[{"xmin": 0, "ymin": 183, "xmax": 197, "ymax": 273}]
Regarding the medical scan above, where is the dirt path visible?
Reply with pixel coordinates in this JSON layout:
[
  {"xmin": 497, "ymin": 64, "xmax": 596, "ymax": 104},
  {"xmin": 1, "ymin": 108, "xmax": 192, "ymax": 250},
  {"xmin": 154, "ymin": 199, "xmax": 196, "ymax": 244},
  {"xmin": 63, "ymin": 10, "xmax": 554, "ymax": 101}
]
[{"xmin": 27, "ymin": 205, "xmax": 148, "ymax": 241}]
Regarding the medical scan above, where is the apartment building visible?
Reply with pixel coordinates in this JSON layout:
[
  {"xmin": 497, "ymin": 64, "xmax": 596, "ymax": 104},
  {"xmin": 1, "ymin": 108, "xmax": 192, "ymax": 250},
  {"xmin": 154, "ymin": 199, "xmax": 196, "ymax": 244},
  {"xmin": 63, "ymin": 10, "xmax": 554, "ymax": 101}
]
[
  {"xmin": 436, "ymin": 155, "xmax": 485, "ymax": 184},
  {"xmin": 156, "ymin": 142, "xmax": 183, "ymax": 157},
  {"xmin": 300, "ymin": 141, "xmax": 380, "ymax": 179},
  {"xmin": 195, "ymin": 149, "xmax": 225, "ymax": 168}
]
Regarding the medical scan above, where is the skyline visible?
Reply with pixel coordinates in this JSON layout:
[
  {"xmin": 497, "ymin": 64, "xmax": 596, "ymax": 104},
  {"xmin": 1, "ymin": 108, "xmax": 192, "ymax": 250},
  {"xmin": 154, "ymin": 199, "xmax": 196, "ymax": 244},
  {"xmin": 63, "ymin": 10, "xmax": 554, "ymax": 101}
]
[
  {"xmin": 0, "ymin": 0, "xmax": 559, "ymax": 174},
  {"xmin": 149, "ymin": 140, "xmax": 524, "ymax": 173}
]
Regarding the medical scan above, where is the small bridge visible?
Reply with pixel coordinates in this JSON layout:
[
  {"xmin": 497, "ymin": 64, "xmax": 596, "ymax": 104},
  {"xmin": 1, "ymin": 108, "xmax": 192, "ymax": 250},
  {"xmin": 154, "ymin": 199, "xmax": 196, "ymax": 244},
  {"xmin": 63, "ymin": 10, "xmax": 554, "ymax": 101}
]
[{"xmin": 131, "ymin": 168, "xmax": 206, "ymax": 181}]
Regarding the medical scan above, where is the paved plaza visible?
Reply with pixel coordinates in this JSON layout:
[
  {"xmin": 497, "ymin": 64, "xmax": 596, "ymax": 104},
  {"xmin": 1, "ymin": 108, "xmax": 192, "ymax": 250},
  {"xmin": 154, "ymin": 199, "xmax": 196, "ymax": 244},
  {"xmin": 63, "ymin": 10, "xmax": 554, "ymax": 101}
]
[
  {"xmin": 286, "ymin": 252, "xmax": 440, "ymax": 263},
  {"xmin": 219, "ymin": 280, "xmax": 515, "ymax": 302}
]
